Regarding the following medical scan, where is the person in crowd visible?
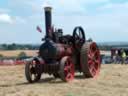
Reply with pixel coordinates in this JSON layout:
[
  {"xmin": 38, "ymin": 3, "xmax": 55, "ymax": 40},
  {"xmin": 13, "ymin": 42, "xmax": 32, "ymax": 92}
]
[{"xmin": 121, "ymin": 49, "xmax": 126, "ymax": 64}]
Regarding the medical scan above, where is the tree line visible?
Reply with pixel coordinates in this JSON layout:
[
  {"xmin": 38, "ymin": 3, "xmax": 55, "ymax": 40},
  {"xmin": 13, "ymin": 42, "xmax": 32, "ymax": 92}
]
[
  {"xmin": 0, "ymin": 43, "xmax": 128, "ymax": 51},
  {"xmin": 98, "ymin": 44, "xmax": 128, "ymax": 51},
  {"xmin": 0, "ymin": 43, "xmax": 40, "ymax": 50}
]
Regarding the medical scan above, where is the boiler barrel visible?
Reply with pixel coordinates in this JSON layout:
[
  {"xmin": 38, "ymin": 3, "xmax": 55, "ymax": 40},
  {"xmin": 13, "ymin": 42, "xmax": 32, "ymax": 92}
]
[{"xmin": 39, "ymin": 41, "xmax": 73, "ymax": 60}]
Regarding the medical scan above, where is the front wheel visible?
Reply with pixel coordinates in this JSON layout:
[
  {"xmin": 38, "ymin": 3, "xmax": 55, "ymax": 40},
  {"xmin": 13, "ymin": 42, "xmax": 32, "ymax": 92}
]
[
  {"xmin": 59, "ymin": 56, "xmax": 74, "ymax": 82},
  {"xmin": 25, "ymin": 60, "xmax": 41, "ymax": 83}
]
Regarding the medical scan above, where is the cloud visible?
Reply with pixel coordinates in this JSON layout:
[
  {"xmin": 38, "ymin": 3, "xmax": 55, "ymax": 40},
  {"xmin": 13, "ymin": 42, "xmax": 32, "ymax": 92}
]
[
  {"xmin": 51, "ymin": 1, "xmax": 128, "ymax": 42},
  {"xmin": 18, "ymin": 0, "xmax": 128, "ymax": 42},
  {"xmin": 0, "ymin": 13, "xmax": 26, "ymax": 24},
  {"xmin": 81, "ymin": 0, "xmax": 109, "ymax": 3},
  {"xmin": 52, "ymin": 0, "xmax": 85, "ymax": 12},
  {"xmin": 41, "ymin": 0, "xmax": 109, "ymax": 15},
  {"xmin": 0, "ymin": 0, "xmax": 128, "ymax": 43},
  {"xmin": 0, "ymin": 14, "xmax": 12, "ymax": 24},
  {"xmin": 97, "ymin": 2, "xmax": 128, "ymax": 13},
  {"xmin": 13, "ymin": 16, "xmax": 26, "ymax": 24},
  {"xmin": 13, "ymin": 0, "xmax": 109, "ymax": 16}
]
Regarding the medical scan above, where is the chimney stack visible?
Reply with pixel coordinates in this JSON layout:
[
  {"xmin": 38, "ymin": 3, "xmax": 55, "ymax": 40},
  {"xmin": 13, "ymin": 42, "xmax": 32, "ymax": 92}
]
[{"xmin": 44, "ymin": 7, "xmax": 52, "ymax": 39}]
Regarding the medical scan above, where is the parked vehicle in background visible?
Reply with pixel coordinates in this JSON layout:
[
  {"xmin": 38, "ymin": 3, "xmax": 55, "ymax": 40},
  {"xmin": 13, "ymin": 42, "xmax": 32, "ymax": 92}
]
[
  {"xmin": 111, "ymin": 47, "xmax": 128, "ymax": 64},
  {"xmin": 102, "ymin": 54, "xmax": 112, "ymax": 64}
]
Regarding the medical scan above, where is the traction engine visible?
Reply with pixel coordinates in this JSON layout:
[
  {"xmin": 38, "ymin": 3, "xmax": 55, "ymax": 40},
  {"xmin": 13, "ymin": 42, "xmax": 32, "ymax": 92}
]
[{"xmin": 25, "ymin": 6, "xmax": 101, "ymax": 83}]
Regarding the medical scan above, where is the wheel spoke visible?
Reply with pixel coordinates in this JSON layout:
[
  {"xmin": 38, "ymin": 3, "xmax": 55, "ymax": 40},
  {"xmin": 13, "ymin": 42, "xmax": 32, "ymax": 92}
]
[
  {"xmin": 78, "ymin": 30, "xmax": 81, "ymax": 37},
  {"xmin": 89, "ymin": 63, "xmax": 96, "ymax": 75},
  {"xmin": 69, "ymin": 63, "xmax": 73, "ymax": 69},
  {"xmin": 75, "ymin": 33, "xmax": 79, "ymax": 38},
  {"xmin": 91, "ymin": 67, "xmax": 96, "ymax": 76},
  {"xmin": 88, "ymin": 59, "xmax": 93, "ymax": 65},
  {"xmin": 88, "ymin": 50, "xmax": 93, "ymax": 59},
  {"xmin": 64, "ymin": 66, "xmax": 69, "ymax": 71},
  {"xmin": 79, "ymin": 30, "xmax": 83, "ymax": 38},
  {"xmin": 64, "ymin": 61, "xmax": 71, "ymax": 70},
  {"xmin": 66, "ymin": 72, "xmax": 74, "ymax": 81},
  {"xmin": 89, "ymin": 61, "xmax": 94, "ymax": 68},
  {"xmin": 94, "ymin": 59, "xmax": 100, "ymax": 64},
  {"xmin": 67, "ymin": 73, "xmax": 71, "ymax": 78}
]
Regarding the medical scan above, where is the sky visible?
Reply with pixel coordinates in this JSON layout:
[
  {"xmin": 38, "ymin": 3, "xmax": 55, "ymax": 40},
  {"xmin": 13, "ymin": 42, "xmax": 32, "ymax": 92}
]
[{"xmin": 0, "ymin": 0, "xmax": 128, "ymax": 44}]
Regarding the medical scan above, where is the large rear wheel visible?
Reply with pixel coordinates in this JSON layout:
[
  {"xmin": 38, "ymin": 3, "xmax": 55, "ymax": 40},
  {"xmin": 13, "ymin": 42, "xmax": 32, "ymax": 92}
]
[
  {"xmin": 59, "ymin": 56, "xmax": 74, "ymax": 82},
  {"xmin": 80, "ymin": 42, "xmax": 101, "ymax": 78}
]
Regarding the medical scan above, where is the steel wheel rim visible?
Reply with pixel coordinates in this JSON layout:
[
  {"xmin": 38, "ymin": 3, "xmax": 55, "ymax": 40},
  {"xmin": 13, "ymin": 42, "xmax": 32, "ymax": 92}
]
[
  {"xmin": 87, "ymin": 43, "xmax": 100, "ymax": 77},
  {"xmin": 64, "ymin": 58, "xmax": 74, "ymax": 81}
]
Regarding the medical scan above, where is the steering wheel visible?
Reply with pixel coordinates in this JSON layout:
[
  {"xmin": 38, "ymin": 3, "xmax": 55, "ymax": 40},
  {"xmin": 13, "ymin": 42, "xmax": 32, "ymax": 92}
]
[{"xmin": 73, "ymin": 26, "xmax": 86, "ymax": 49}]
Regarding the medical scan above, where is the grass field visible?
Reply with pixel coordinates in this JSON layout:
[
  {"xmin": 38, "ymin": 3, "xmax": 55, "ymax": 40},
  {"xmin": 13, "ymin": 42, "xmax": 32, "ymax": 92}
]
[
  {"xmin": 0, "ymin": 64, "xmax": 128, "ymax": 96},
  {"xmin": 0, "ymin": 50, "xmax": 38, "ymax": 57},
  {"xmin": 0, "ymin": 50, "xmax": 110, "ymax": 57}
]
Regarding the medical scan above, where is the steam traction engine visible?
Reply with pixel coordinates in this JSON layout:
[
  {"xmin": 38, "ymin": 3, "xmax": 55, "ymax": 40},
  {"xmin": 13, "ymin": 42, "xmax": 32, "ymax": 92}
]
[{"xmin": 25, "ymin": 7, "xmax": 101, "ymax": 83}]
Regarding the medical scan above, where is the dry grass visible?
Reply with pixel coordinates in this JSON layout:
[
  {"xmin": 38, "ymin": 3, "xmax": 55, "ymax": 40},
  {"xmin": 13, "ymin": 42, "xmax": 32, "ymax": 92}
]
[
  {"xmin": 0, "ymin": 64, "xmax": 128, "ymax": 96},
  {"xmin": 0, "ymin": 50, "xmax": 38, "ymax": 57},
  {"xmin": 0, "ymin": 50, "xmax": 110, "ymax": 57}
]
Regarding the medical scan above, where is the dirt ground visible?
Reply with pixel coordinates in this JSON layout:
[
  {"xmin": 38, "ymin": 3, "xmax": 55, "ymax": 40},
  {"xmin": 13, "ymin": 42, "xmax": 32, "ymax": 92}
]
[{"xmin": 0, "ymin": 64, "xmax": 128, "ymax": 96}]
